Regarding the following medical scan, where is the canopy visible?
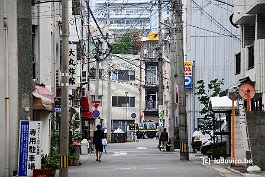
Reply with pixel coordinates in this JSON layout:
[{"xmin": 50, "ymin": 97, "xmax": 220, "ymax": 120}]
[
  {"xmin": 209, "ymin": 96, "xmax": 237, "ymax": 111},
  {"xmin": 33, "ymin": 85, "xmax": 54, "ymax": 111}
]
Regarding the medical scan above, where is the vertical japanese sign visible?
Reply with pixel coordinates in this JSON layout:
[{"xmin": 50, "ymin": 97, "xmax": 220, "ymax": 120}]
[
  {"xmin": 238, "ymin": 100, "xmax": 250, "ymax": 151},
  {"xmin": 18, "ymin": 121, "xmax": 43, "ymax": 176},
  {"xmin": 184, "ymin": 61, "xmax": 192, "ymax": 89},
  {"xmin": 69, "ymin": 44, "xmax": 77, "ymax": 89}
]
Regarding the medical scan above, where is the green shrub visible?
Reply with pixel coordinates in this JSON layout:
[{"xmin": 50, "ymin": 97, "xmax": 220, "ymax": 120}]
[{"xmin": 41, "ymin": 153, "xmax": 60, "ymax": 169}]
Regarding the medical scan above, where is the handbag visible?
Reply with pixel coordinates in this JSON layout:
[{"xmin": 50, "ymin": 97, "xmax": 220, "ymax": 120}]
[{"xmin": 102, "ymin": 138, "xmax": 107, "ymax": 146}]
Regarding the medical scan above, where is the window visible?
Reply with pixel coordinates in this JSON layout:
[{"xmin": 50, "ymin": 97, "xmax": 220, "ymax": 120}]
[
  {"xmin": 112, "ymin": 70, "xmax": 135, "ymax": 81},
  {"xmin": 112, "ymin": 96, "xmax": 135, "ymax": 107},
  {"xmin": 146, "ymin": 66, "xmax": 157, "ymax": 85},
  {"xmin": 235, "ymin": 52, "xmax": 241, "ymax": 75},
  {"xmin": 90, "ymin": 69, "xmax": 102, "ymax": 79},
  {"xmin": 248, "ymin": 44, "xmax": 254, "ymax": 69},
  {"xmin": 90, "ymin": 95, "xmax": 103, "ymax": 106}
]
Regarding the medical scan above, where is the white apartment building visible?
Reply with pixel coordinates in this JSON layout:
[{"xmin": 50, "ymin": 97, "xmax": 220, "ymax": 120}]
[
  {"xmin": 233, "ymin": 0, "xmax": 265, "ymax": 108},
  {"xmin": 232, "ymin": 0, "xmax": 265, "ymax": 164},
  {"xmin": 94, "ymin": 0, "xmax": 153, "ymax": 35},
  {"xmin": 89, "ymin": 54, "xmax": 142, "ymax": 131}
]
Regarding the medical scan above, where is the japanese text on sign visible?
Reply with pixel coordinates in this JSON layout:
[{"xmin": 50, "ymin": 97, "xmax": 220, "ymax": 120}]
[
  {"xmin": 18, "ymin": 121, "xmax": 43, "ymax": 176},
  {"xmin": 69, "ymin": 44, "xmax": 78, "ymax": 89}
]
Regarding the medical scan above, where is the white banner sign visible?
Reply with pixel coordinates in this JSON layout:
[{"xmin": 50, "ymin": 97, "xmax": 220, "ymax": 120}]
[
  {"xmin": 18, "ymin": 121, "xmax": 43, "ymax": 176},
  {"xmin": 69, "ymin": 44, "xmax": 78, "ymax": 89},
  {"xmin": 238, "ymin": 100, "xmax": 250, "ymax": 151}
]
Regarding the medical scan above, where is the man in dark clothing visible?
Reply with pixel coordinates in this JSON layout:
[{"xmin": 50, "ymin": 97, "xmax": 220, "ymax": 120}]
[
  {"xmin": 159, "ymin": 128, "xmax": 168, "ymax": 151},
  {"xmin": 93, "ymin": 125, "xmax": 104, "ymax": 162}
]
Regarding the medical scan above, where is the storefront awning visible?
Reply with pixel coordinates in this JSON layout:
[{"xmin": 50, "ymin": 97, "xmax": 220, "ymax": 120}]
[
  {"xmin": 33, "ymin": 85, "xmax": 54, "ymax": 112},
  {"xmin": 81, "ymin": 97, "xmax": 93, "ymax": 118},
  {"xmin": 209, "ymin": 96, "xmax": 238, "ymax": 111}
]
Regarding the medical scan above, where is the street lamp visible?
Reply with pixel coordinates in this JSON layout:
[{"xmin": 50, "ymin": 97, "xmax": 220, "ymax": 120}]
[{"xmin": 125, "ymin": 91, "xmax": 128, "ymax": 131}]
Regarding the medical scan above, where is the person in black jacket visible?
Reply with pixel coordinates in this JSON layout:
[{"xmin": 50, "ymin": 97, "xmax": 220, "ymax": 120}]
[
  {"xmin": 159, "ymin": 128, "xmax": 168, "ymax": 151},
  {"xmin": 93, "ymin": 125, "xmax": 104, "ymax": 162}
]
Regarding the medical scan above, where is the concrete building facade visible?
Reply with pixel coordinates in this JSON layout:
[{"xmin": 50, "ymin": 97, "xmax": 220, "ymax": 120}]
[
  {"xmin": 89, "ymin": 54, "xmax": 142, "ymax": 131},
  {"xmin": 94, "ymin": 0, "xmax": 154, "ymax": 35},
  {"xmin": 233, "ymin": 0, "xmax": 265, "ymax": 168}
]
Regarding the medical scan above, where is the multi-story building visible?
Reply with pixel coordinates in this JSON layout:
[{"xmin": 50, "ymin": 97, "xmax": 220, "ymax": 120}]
[
  {"xmin": 94, "ymin": 0, "xmax": 154, "ymax": 35},
  {"xmin": 233, "ymin": 0, "xmax": 265, "ymax": 169},
  {"xmin": 89, "ymin": 54, "xmax": 142, "ymax": 132},
  {"xmin": 233, "ymin": 0, "xmax": 265, "ymax": 108},
  {"xmin": 189, "ymin": 0, "xmax": 240, "ymax": 128}
]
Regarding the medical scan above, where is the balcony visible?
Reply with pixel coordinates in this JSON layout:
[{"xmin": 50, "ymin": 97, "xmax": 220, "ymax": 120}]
[
  {"xmin": 144, "ymin": 100, "xmax": 158, "ymax": 117},
  {"xmin": 234, "ymin": 0, "xmax": 265, "ymax": 24}
]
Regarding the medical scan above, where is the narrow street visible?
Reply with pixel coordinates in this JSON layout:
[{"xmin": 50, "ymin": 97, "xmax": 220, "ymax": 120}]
[{"xmin": 57, "ymin": 139, "xmax": 222, "ymax": 177}]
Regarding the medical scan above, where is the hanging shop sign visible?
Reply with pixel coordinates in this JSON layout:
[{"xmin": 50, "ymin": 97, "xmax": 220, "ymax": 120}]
[{"xmin": 69, "ymin": 44, "xmax": 78, "ymax": 89}]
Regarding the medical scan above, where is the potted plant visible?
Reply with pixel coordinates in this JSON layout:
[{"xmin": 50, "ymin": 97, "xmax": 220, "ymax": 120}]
[
  {"xmin": 41, "ymin": 153, "xmax": 60, "ymax": 177},
  {"xmin": 69, "ymin": 153, "xmax": 80, "ymax": 166}
]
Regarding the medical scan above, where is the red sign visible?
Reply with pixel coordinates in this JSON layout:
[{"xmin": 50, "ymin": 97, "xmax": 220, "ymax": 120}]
[{"xmin": 92, "ymin": 100, "xmax": 100, "ymax": 109}]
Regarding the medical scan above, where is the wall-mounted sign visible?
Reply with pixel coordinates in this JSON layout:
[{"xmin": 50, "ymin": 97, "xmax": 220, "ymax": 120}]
[{"xmin": 184, "ymin": 61, "xmax": 192, "ymax": 89}]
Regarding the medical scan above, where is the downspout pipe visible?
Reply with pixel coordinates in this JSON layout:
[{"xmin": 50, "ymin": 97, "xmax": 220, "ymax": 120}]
[{"xmin": 3, "ymin": 0, "xmax": 10, "ymax": 176}]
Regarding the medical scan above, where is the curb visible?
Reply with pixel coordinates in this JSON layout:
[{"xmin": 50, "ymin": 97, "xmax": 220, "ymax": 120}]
[
  {"xmin": 228, "ymin": 166, "xmax": 244, "ymax": 176},
  {"xmin": 190, "ymin": 157, "xmax": 243, "ymax": 177},
  {"xmin": 191, "ymin": 159, "xmax": 227, "ymax": 177}
]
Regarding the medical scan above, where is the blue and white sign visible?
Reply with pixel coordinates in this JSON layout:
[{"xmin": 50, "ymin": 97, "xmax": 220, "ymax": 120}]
[
  {"xmin": 131, "ymin": 113, "xmax": 136, "ymax": 119},
  {"xmin": 93, "ymin": 110, "xmax": 100, "ymax": 118},
  {"xmin": 185, "ymin": 76, "xmax": 192, "ymax": 89},
  {"xmin": 18, "ymin": 121, "xmax": 43, "ymax": 176},
  {"xmin": 184, "ymin": 61, "xmax": 193, "ymax": 89}
]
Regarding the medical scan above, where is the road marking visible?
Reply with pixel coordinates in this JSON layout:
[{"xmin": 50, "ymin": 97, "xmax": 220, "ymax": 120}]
[
  {"xmin": 117, "ymin": 167, "xmax": 158, "ymax": 170},
  {"xmin": 136, "ymin": 147, "xmax": 147, "ymax": 149},
  {"xmin": 112, "ymin": 151, "xmax": 127, "ymax": 156}
]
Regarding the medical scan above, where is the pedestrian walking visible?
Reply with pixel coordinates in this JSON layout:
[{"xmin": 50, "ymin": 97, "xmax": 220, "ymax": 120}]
[
  {"xmin": 102, "ymin": 134, "xmax": 108, "ymax": 154},
  {"xmin": 159, "ymin": 128, "xmax": 168, "ymax": 151},
  {"xmin": 93, "ymin": 125, "xmax": 104, "ymax": 162}
]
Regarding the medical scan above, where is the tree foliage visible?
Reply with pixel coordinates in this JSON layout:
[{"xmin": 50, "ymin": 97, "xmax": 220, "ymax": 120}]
[
  {"xmin": 111, "ymin": 31, "xmax": 141, "ymax": 54},
  {"xmin": 195, "ymin": 79, "xmax": 224, "ymax": 133}
]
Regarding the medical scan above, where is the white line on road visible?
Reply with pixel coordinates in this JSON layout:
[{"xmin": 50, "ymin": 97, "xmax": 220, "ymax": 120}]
[
  {"xmin": 112, "ymin": 151, "xmax": 128, "ymax": 156},
  {"xmin": 136, "ymin": 147, "xmax": 147, "ymax": 149}
]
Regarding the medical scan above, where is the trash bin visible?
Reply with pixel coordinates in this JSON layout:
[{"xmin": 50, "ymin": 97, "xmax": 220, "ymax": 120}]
[{"xmin": 81, "ymin": 139, "xmax": 88, "ymax": 154}]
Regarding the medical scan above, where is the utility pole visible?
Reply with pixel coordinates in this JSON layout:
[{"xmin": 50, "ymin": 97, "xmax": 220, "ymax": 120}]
[
  {"xmin": 169, "ymin": 0, "xmax": 189, "ymax": 159},
  {"xmin": 95, "ymin": 40, "xmax": 101, "ymax": 101},
  {"xmin": 59, "ymin": 0, "xmax": 69, "ymax": 176},
  {"xmin": 158, "ymin": 0, "xmax": 164, "ymax": 128},
  {"xmin": 125, "ymin": 92, "xmax": 128, "ymax": 131},
  {"xmin": 3, "ymin": 0, "xmax": 10, "ymax": 176},
  {"xmin": 106, "ymin": 0, "xmax": 112, "ymax": 142},
  {"xmin": 95, "ymin": 39, "xmax": 101, "ymax": 126}
]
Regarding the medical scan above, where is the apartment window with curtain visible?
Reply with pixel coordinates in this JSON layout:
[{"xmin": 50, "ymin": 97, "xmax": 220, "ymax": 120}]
[
  {"xmin": 235, "ymin": 52, "xmax": 241, "ymax": 75},
  {"xmin": 248, "ymin": 44, "xmax": 254, "ymax": 69}
]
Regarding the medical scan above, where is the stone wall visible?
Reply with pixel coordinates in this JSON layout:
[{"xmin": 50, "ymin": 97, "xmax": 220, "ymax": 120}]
[{"xmin": 246, "ymin": 111, "xmax": 265, "ymax": 170}]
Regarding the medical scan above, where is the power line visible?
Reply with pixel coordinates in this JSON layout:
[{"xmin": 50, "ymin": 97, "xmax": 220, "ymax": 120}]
[{"xmin": 191, "ymin": 0, "xmax": 240, "ymax": 41}]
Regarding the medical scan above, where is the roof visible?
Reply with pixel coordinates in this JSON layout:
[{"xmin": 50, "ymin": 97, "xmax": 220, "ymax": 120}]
[{"xmin": 209, "ymin": 96, "xmax": 237, "ymax": 111}]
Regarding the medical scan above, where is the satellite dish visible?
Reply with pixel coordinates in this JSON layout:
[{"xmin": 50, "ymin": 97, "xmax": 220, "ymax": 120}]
[{"xmin": 239, "ymin": 83, "xmax": 255, "ymax": 99}]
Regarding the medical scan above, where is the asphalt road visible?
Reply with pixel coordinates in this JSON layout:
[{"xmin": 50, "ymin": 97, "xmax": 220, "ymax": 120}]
[{"xmin": 56, "ymin": 138, "xmax": 222, "ymax": 177}]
